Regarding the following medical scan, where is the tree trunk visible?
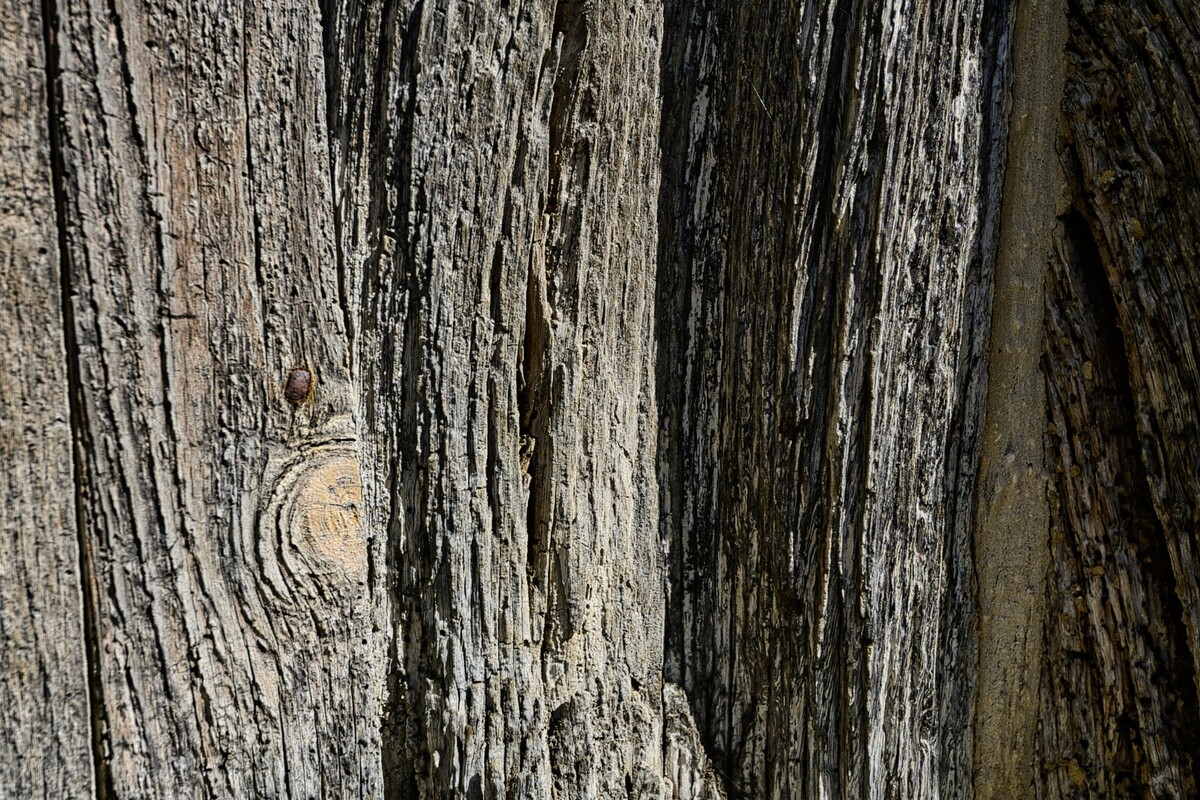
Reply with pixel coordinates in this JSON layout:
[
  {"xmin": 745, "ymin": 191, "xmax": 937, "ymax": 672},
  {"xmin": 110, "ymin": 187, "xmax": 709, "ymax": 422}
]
[{"xmin": 2, "ymin": 0, "xmax": 1198, "ymax": 798}]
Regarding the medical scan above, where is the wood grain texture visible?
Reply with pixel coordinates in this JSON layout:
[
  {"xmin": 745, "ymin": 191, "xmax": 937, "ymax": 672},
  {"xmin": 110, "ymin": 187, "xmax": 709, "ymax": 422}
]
[
  {"xmin": 0, "ymin": 1, "xmax": 95, "ymax": 796},
  {"xmin": 656, "ymin": 1, "xmax": 1009, "ymax": 797},
  {"xmin": 48, "ymin": 0, "xmax": 383, "ymax": 794},
  {"xmin": 9, "ymin": 0, "xmax": 1200, "ymax": 794},
  {"xmin": 327, "ymin": 0, "xmax": 666, "ymax": 796},
  {"xmin": 1059, "ymin": 0, "xmax": 1200, "ymax": 697}
]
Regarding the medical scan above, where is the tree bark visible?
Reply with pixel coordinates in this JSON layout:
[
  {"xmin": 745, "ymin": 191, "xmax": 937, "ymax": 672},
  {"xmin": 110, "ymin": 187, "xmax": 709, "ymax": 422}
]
[{"xmin": 3, "ymin": 0, "xmax": 1200, "ymax": 797}]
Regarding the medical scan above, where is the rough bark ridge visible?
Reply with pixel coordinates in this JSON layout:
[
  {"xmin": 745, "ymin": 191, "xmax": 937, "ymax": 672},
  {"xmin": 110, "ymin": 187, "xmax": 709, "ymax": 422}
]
[
  {"xmin": 1036, "ymin": 1, "xmax": 1200, "ymax": 796},
  {"xmin": 41, "ymin": 0, "xmax": 384, "ymax": 795},
  {"xmin": 656, "ymin": 1, "xmax": 1007, "ymax": 797}
]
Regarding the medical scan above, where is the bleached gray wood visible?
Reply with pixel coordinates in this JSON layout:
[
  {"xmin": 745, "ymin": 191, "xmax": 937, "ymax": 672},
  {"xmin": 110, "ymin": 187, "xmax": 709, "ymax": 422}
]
[
  {"xmin": 46, "ymin": 0, "xmax": 383, "ymax": 795},
  {"xmin": 6, "ymin": 0, "xmax": 1200, "ymax": 795},
  {"xmin": 0, "ymin": 2, "xmax": 95, "ymax": 797}
]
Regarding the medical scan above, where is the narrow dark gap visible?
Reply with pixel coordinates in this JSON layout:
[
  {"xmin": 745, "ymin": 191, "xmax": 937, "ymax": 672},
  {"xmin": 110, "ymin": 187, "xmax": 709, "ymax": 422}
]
[
  {"xmin": 519, "ymin": 253, "xmax": 564, "ymax": 659},
  {"xmin": 319, "ymin": 0, "xmax": 425, "ymax": 794},
  {"xmin": 382, "ymin": 2, "xmax": 431, "ymax": 795},
  {"xmin": 38, "ymin": 1, "xmax": 113, "ymax": 798},
  {"xmin": 517, "ymin": 270, "xmax": 542, "ymax": 592},
  {"xmin": 652, "ymin": 0, "xmax": 687, "ymax": 690}
]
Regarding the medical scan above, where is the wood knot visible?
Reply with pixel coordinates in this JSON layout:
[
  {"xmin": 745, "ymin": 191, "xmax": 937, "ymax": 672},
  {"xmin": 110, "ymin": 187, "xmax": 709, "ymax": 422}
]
[
  {"xmin": 288, "ymin": 455, "xmax": 366, "ymax": 577},
  {"xmin": 285, "ymin": 368, "xmax": 313, "ymax": 405}
]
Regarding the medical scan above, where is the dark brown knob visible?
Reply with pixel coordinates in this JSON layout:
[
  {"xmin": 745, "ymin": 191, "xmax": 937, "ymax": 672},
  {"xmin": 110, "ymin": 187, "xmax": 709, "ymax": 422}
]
[{"xmin": 285, "ymin": 368, "xmax": 313, "ymax": 406}]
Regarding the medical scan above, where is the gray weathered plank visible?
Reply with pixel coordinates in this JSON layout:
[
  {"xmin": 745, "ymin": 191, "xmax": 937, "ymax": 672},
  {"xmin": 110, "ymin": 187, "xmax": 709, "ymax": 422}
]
[
  {"xmin": 327, "ymin": 0, "xmax": 668, "ymax": 796},
  {"xmin": 0, "ymin": 2, "xmax": 96, "ymax": 797},
  {"xmin": 49, "ymin": 0, "xmax": 383, "ymax": 794},
  {"xmin": 7, "ymin": 0, "xmax": 1199, "ymax": 795}
]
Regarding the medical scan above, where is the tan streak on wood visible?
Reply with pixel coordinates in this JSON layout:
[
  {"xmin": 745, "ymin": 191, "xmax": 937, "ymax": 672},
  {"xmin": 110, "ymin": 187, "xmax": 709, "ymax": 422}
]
[{"xmin": 973, "ymin": 0, "xmax": 1068, "ymax": 795}]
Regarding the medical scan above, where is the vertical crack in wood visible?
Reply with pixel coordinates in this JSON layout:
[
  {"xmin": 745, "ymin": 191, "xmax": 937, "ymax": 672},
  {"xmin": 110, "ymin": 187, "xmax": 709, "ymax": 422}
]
[
  {"xmin": 38, "ymin": 0, "xmax": 110, "ymax": 795},
  {"xmin": 518, "ymin": 249, "xmax": 554, "ymax": 659},
  {"xmin": 529, "ymin": 0, "xmax": 597, "ymax": 684},
  {"xmin": 544, "ymin": 0, "xmax": 591, "ymax": 216},
  {"xmin": 340, "ymin": 1, "xmax": 424, "ymax": 792}
]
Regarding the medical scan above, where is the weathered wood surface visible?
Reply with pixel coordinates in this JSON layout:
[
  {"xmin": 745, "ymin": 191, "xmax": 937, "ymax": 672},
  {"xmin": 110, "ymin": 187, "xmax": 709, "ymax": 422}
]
[
  {"xmin": 1059, "ymin": 0, "xmax": 1200, "ymax": 695},
  {"xmin": 0, "ymin": 1, "xmax": 95, "ymax": 797},
  {"xmin": 5, "ymin": 0, "xmax": 1200, "ymax": 796},
  {"xmin": 656, "ymin": 1, "xmax": 1009, "ymax": 796},
  {"xmin": 1038, "ymin": 216, "xmax": 1198, "ymax": 799},
  {"xmin": 46, "ymin": 0, "xmax": 383, "ymax": 794},
  {"xmin": 327, "ymin": 1, "xmax": 668, "ymax": 795}
]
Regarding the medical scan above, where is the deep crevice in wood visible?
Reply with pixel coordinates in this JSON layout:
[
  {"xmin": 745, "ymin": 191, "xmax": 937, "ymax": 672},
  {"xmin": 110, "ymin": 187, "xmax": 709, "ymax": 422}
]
[
  {"xmin": 318, "ymin": 0, "xmax": 357, "ymax": 371},
  {"xmin": 37, "ymin": 0, "xmax": 111, "ymax": 795},
  {"xmin": 518, "ymin": 254, "xmax": 552, "ymax": 658}
]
